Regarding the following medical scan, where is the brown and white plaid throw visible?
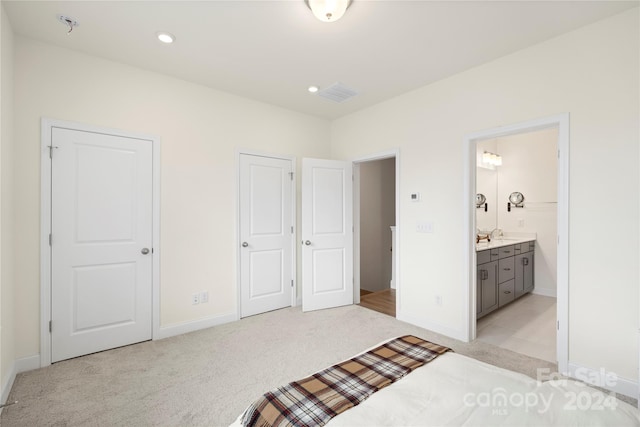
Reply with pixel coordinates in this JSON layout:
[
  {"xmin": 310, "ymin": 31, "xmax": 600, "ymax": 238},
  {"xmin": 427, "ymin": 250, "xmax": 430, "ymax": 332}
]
[{"xmin": 240, "ymin": 335, "xmax": 451, "ymax": 427}]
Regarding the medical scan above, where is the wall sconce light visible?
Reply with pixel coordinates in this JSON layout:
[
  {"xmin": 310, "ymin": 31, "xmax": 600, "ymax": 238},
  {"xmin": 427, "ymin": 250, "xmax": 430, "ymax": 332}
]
[
  {"xmin": 306, "ymin": 0, "xmax": 353, "ymax": 22},
  {"xmin": 482, "ymin": 151, "xmax": 502, "ymax": 167}
]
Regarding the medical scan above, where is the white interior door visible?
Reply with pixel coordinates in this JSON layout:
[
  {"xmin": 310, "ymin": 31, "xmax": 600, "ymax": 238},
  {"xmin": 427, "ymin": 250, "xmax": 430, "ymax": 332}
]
[
  {"xmin": 302, "ymin": 158, "xmax": 353, "ymax": 312},
  {"xmin": 239, "ymin": 154, "xmax": 294, "ymax": 318},
  {"xmin": 51, "ymin": 127, "xmax": 153, "ymax": 363}
]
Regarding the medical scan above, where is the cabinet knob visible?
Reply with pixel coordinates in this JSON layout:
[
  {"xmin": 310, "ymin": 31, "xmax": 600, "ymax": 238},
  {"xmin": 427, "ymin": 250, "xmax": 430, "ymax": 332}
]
[
  {"xmin": 503, "ymin": 268, "xmax": 511, "ymax": 271},
  {"xmin": 503, "ymin": 290, "xmax": 512, "ymax": 294}
]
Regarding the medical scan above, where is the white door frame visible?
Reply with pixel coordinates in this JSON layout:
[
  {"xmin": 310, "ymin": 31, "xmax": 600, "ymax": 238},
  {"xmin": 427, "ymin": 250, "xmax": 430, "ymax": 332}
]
[
  {"xmin": 235, "ymin": 149, "xmax": 297, "ymax": 317},
  {"xmin": 352, "ymin": 149, "xmax": 400, "ymax": 315},
  {"xmin": 463, "ymin": 114, "xmax": 569, "ymax": 374},
  {"xmin": 40, "ymin": 118, "xmax": 161, "ymax": 368}
]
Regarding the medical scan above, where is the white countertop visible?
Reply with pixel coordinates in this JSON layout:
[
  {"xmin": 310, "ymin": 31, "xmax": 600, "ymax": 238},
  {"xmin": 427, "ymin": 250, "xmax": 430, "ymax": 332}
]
[{"xmin": 475, "ymin": 232, "xmax": 536, "ymax": 251}]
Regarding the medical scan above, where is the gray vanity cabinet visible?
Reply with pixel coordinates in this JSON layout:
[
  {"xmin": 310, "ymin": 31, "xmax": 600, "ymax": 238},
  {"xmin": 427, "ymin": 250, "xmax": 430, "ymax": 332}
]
[
  {"xmin": 515, "ymin": 251, "xmax": 534, "ymax": 298},
  {"xmin": 477, "ymin": 240, "xmax": 535, "ymax": 319},
  {"xmin": 477, "ymin": 260, "xmax": 498, "ymax": 318}
]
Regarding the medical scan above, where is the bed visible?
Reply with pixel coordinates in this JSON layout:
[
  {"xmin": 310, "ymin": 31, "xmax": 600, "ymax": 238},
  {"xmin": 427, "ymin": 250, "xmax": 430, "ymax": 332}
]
[{"xmin": 232, "ymin": 336, "xmax": 640, "ymax": 426}]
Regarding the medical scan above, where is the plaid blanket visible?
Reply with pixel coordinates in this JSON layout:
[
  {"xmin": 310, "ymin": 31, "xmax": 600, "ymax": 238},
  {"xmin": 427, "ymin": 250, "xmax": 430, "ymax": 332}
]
[{"xmin": 240, "ymin": 335, "xmax": 451, "ymax": 427}]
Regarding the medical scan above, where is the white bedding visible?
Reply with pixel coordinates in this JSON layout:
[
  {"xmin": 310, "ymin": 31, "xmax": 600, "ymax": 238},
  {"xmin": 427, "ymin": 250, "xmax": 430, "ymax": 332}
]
[{"xmin": 232, "ymin": 350, "xmax": 640, "ymax": 426}]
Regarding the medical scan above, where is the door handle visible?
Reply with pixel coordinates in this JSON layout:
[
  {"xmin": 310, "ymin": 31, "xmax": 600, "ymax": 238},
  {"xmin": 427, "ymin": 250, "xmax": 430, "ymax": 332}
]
[
  {"xmin": 141, "ymin": 248, "xmax": 150, "ymax": 255},
  {"xmin": 303, "ymin": 240, "xmax": 311, "ymax": 246},
  {"xmin": 242, "ymin": 242, "xmax": 249, "ymax": 248}
]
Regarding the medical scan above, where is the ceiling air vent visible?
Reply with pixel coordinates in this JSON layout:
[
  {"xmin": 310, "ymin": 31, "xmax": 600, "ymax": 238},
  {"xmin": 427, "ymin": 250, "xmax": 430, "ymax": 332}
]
[{"xmin": 317, "ymin": 82, "xmax": 358, "ymax": 103}]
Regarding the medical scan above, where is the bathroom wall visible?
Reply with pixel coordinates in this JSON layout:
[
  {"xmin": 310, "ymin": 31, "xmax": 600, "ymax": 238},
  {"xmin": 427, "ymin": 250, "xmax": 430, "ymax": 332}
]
[{"xmin": 496, "ymin": 128, "xmax": 558, "ymax": 296}]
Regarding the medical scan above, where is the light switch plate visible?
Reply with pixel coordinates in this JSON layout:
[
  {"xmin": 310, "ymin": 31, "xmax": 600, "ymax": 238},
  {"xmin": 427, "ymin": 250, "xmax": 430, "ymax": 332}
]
[
  {"xmin": 417, "ymin": 221, "xmax": 434, "ymax": 233},
  {"xmin": 410, "ymin": 192, "xmax": 420, "ymax": 202}
]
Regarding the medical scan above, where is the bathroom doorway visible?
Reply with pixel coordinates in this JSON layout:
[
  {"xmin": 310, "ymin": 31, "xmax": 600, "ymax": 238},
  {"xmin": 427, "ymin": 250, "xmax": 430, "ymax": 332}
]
[
  {"xmin": 474, "ymin": 128, "xmax": 558, "ymax": 362},
  {"xmin": 353, "ymin": 151, "xmax": 399, "ymax": 318},
  {"xmin": 464, "ymin": 114, "xmax": 569, "ymax": 373}
]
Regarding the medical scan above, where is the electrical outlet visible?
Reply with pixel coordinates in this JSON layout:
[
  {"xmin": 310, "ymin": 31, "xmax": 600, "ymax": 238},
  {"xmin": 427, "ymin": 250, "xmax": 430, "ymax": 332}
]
[
  {"xmin": 435, "ymin": 295, "xmax": 443, "ymax": 306},
  {"xmin": 200, "ymin": 291, "xmax": 209, "ymax": 303},
  {"xmin": 192, "ymin": 293, "xmax": 200, "ymax": 305},
  {"xmin": 518, "ymin": 218, "xmax": 525, "ymax": 228}
]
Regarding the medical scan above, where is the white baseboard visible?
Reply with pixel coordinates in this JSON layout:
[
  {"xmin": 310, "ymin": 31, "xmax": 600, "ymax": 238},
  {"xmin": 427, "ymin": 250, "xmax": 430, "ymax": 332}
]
[
  {"xmin": 567, "ymin": 362, "xmax": 638, "ymax": 399},
  {"xmin": 397, "ymin": 311, "xmax": 468, "ymax": 342},
  {"xmin": 1, "ymin": 354, "xmax": 40, "ymax": 412},
  {"xmin": 154, "ymin": 312, "xmax": 237, "ymax": 340},
  {"xmin": 532, "ymin": 287, "xmax": 557, "ymax": 298}
]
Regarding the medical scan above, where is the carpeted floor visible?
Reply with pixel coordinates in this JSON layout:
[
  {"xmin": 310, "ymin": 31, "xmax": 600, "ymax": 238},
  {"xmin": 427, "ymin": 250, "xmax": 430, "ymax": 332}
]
[{"xmin": 0, "ymin": 305, "xmax": 626, "ymax": 426}]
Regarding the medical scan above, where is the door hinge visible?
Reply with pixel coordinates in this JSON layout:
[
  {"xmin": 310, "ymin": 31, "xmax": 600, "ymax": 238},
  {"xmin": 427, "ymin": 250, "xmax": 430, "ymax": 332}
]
[
  {"xmin": 557, "ymin": 149, "xmax": 560, "ymax": 159},
  {"xmin": 49, "ymin": 320, "xmax": 52, "ymax": 333},
  {"xmin": 49, "ymin": 233, "xmax": 52, "ymax": 246},
  {"xmin": 291, "ymin": 226, "xmax": 294, "ymax": 234},
  {"xmin": 291, "ymin": 279, "xmax": 294, "ymax": 288},
  {"xmin": 48, "ymin": 145, "xmax": 59, "ymax": 159},
  {"xmin": 289, "ymin": 172, "xmax": 294, "ymax": 181},
  {"xmin": 557, "ymin": 321, "xmax": 559, "ymax": 331}
]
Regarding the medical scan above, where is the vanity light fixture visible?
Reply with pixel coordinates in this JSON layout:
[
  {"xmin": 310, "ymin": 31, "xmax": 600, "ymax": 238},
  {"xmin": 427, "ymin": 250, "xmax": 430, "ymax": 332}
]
[
  {"xmin": 482, "ymin": 151, "xmax": 502, "ymax": 167},
  {"xmin": 156, "ymin": 32, "xmax": 175, "ymax": 44},
  {"xmin": 305, "ymin": 0, "xmax": 353, "ymax": 23}
]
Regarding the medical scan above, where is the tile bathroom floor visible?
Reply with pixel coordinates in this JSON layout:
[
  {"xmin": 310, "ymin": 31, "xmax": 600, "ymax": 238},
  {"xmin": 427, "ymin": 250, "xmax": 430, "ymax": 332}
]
[{"xmin": 476, "ymin": 293, "xmax": 557, "ymax": 363}]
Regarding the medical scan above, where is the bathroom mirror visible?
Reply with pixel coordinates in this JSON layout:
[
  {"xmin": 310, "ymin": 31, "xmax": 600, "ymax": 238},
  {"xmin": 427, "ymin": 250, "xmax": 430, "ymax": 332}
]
[{"xmin": 476, "ymin": 140, "xmax": 498, "ymax": 232}]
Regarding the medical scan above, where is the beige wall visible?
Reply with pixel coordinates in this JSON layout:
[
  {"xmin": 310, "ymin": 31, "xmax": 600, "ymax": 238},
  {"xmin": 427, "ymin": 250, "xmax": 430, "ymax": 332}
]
[
  {"xmin": 331, "ymin": 8, "xmax": 639, "ymax": 381},
  {"xmin": 0, "ymin": 3, "xmax": 15, "ymax": 393},
  {"xmin": 359, "ymin": 158, "xmax": 395, "ymax": 292},
  {"xmin": 13, "ymin": 36, "xmax": 330, "ymax": 359}
]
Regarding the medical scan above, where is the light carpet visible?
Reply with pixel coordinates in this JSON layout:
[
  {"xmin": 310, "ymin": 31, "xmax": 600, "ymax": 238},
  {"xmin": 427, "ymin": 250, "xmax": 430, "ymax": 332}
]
[{"xmin": 0, "ymin": 305, "xmax": 605, "ymax": 426}]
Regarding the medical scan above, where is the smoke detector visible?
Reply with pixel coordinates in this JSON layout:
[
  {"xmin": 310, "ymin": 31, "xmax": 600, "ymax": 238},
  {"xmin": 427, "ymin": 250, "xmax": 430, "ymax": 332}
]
[{"xmin": 57, "ymin": 15, "xmax": 79, "ymax": 34}]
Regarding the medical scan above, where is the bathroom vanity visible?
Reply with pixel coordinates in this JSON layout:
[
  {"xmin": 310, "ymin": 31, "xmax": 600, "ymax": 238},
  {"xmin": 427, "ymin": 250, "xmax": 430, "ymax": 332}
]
[{"xmin": 476, "ymin": 237, "xmax": 535, "ymax": 319}]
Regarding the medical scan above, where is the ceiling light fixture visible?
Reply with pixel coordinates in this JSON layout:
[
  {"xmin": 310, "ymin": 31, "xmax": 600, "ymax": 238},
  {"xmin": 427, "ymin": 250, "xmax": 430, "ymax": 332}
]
[
  {"xmin": 308, "ymin": 86, "xmax": 319, "ymax": 93},
  {"xmin": 305, "ymin": 0, "xmax": 353, "ymax": 23},
  {"xmin": 156, "ymin": 32, "xmax": 175, "ymax": 44}
]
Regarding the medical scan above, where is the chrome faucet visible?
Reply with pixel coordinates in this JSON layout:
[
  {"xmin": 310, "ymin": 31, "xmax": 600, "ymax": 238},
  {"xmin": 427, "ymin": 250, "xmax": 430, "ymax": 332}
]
[{"xmin": 489, "ymin": 228, "xmax": 503, "ymax": 240}]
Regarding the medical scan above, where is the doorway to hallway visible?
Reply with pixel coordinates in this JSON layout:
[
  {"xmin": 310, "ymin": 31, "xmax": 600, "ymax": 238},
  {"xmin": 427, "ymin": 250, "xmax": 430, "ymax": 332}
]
[{"xmin": 354, "ymin": 153, "xmax": 398, "ymax": 318}]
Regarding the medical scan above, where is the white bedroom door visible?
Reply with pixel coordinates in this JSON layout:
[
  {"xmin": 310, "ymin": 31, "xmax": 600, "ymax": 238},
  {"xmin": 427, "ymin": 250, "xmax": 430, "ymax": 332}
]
[
  {"xmin": 50, "ymin": 127, "xmax": 153, "ymax": 363},
  {"xmin": 239, "ymin": 154, "xmax": 294, "ymax": 318},
  {"xmin": 302, "ymin": 158, "xmax": 353, "ymax": 312}
]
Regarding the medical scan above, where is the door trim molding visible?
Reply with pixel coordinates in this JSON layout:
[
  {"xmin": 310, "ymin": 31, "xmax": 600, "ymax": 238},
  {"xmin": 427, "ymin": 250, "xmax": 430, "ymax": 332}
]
[
  {"xmin": 235, "ymin": 149, "xmax": 297, "ymax": 319},
  {"xmin": 40, "ymin": 118, "xmax": 161, "ymax": 367},
  {"xmin": 462, "ymin": 113, "xmax": 569, "ymax": 374},
  {"xmin": 352, "ymin": 149, "xmax": 400, "ymax": 314}
]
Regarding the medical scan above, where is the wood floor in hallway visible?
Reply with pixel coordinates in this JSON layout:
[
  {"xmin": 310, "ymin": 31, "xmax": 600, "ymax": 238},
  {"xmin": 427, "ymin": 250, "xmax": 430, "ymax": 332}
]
[{"xmin": 359, "ymin": 288, "xmax": 396, "ymax": 317}]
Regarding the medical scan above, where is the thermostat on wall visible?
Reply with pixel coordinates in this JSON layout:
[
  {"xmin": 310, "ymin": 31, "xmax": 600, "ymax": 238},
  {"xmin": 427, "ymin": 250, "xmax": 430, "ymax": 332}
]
[{"xmin": 410, "ymin": 192, "xmax": 420, "ymax": 202}]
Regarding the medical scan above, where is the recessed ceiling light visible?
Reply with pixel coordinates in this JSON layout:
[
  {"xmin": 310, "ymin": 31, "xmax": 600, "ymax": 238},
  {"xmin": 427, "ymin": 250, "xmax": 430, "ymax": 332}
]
[
  {"xmin": 156, "ymin": 32, "xmax": 175, "ymax": 44},
  {"xmin": 308, "ymin": 86, "xmax": 319, "ymax": 93}
]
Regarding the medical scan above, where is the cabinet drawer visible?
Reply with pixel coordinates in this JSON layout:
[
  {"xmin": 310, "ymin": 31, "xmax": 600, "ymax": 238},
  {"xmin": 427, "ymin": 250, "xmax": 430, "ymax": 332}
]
[
  {"xmin": 499, "ymin": 280, "xmax": 515, "ymax": 306},
  {"xmin": 477, "ymin": 249, "xmax": 491, "ymax": 265},
  {"xmin": 498, "ymin": 257, "xmax": 515, "ymax": 283},
  {"xmin": 519, "ymin": 241, "xmax": 535, "ymax": 253},
  {"xmin": 497, "ymin": 244, "xmax": 515, "ymax": 259}
]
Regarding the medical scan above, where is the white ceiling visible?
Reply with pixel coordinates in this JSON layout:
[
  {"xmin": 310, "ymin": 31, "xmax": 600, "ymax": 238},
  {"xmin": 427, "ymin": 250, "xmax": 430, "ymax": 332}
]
[{"xmin": 4, "ymin": 1, "xmax": 638, "ymax": 119}]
